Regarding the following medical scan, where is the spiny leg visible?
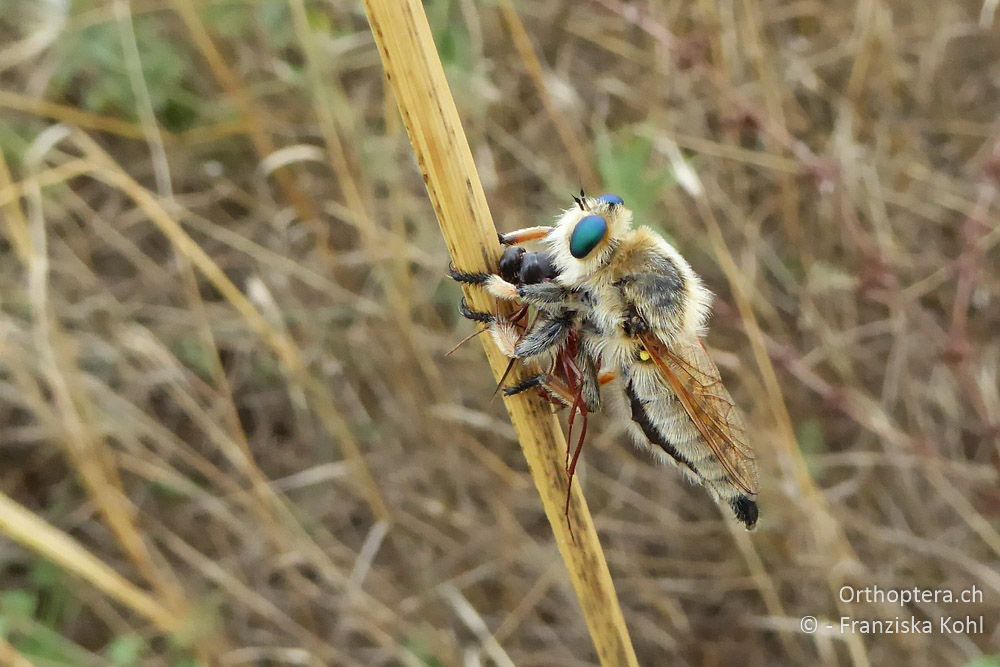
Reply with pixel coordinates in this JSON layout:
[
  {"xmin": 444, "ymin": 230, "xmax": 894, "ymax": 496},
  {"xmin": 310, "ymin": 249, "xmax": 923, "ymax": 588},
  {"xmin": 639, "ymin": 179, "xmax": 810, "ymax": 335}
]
[
  {"xmin": 520, "ymin": 365, "xmax": 591, "ymax": 537},
  {"xmin": 513, "ymin": 312, "xmax": 575, "ymax": 359},
  {"xmin": 450, "ymin": 264, "xmax": 521, "ymax": 302},
  {"xmin": 502, "ymin": 356, "xmax": 600, "ymax": 537},
  {"xmin": 560, "ymin": 367, "xmax": 589, "ymax": 526},
  {"xmin": 503, "ymin": 372, "xmax": 575, "ymax": 406},
  {"xmin": 566, "ymin": 408, "xmax": 588, "ymax": 519},
  {"xmin": 458, "ymin": 297, "xmax": 493, "ymax": 324},
  {"xmin": 456, "ymin": 297, "xmax": 520, "ymax": 359},
  {"xmin": 448, "ymin": 264, "xmax": 490, "ymax": 286}
]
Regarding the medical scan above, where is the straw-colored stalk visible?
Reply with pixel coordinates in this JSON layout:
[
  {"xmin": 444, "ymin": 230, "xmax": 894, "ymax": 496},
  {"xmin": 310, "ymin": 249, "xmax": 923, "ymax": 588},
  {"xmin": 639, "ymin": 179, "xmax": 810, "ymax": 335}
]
[
  {"xmin": 0, "ymin": 490, "xmax": 181, "ymax": 635},
  {"xmin": 363, "ymin": 2, "xmax": 638, "ymax": 665}
]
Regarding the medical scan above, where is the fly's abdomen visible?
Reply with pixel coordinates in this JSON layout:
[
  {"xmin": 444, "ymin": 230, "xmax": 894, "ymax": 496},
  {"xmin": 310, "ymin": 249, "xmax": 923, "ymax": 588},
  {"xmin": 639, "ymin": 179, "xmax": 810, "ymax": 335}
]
[
  {"xmin": 622, "ymin": 369, "xmax": 750, "ymax": 511},
  {"xmin": 621, "ymin": 366, "xmax": 759, "ymax": 528}
]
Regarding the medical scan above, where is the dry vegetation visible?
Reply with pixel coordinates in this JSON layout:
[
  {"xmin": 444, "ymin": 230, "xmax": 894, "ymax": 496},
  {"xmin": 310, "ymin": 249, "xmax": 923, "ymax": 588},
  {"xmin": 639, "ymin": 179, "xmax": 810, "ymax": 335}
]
[{"xmin": 1, "ymin": 1, "xmax": 999, "ymax": 666}]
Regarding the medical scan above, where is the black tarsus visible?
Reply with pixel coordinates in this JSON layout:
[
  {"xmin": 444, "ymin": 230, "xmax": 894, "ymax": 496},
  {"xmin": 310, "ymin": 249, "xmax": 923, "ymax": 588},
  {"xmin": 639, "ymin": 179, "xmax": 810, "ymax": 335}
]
[
  {"xmin": 448, "ymin": 264, "xmax": 490, "ymax": 285},
  {"xmin": 458, "ymin": 297, "xmax": 494, "ymax": 324},
  {"xmin": 503, "ymin": 374, "xmax": 545, "ymax": 397}
]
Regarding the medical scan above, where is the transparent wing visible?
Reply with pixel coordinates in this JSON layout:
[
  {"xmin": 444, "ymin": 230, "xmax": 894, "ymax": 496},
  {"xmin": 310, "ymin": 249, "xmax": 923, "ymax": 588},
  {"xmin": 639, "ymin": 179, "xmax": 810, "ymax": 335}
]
[{"xmin": 638, "ymin": 332, "xmax": 759, "ymax": 496}]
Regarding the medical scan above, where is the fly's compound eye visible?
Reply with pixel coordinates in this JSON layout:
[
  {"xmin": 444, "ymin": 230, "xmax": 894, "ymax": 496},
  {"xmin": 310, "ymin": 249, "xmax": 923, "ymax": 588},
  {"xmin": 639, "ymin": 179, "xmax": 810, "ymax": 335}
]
[
  {"xmin": 499, "ymin": 246, "xmax": 526, "ymax": 283},
  {"xmin": 569, "ymin": 214, "xmax": 608, "ymax": 259},
  {"xmin": 597, "ymin": 193, "xmax": 624, "ymax": 207}
]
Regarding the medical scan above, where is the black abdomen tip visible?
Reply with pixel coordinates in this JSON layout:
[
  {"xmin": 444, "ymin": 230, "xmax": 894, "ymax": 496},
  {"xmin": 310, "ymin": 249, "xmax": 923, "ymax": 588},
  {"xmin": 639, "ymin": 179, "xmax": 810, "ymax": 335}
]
[{"xmin": 732, "ymin": 495, "xmax": 758, "ymax": 530}]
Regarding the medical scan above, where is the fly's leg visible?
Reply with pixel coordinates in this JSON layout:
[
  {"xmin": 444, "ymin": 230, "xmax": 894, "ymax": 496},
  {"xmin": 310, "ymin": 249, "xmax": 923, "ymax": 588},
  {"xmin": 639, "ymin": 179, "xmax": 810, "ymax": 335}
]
[
  {"xmin": 450, "ymin": 264, "xmax": 575, "ymax": 311},
  {"xmin": 450, "ymin": 265, "xmax": 521, "ymax": 302},
  {"xmin": 455, "ymin": 296, "xmax": 576, "ymax": 367},
  {"xmin": 458, "ymin": 297, "xmax": 494, "ymax": 324},
  {"xmin": 517, "ymin": 345, "xmax": 595, "ymax": 524},
  {"xmin": 513, "ymin": 312, "xmax": 575, "ymax": 359},
  {"xmin": 598, "ymin": 370, "xmax": 617, "ymax": 385},
  {"xmin": 503, "ymin": 372, "xmax": 574, "ymax": 406},
  {"xmin": 456, "ymin": 297, "xmax": 521, "ymax": 359},
  {"xmin": 498, "ymin": 226, "xmax": 554, "ymax": 246}
]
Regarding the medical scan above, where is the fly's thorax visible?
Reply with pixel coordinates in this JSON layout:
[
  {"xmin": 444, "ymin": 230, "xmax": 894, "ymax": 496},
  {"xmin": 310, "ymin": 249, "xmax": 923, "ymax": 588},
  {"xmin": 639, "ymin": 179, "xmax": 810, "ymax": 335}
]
[
  {"xmin": 568, "ymin": 277, "xmax": 635, "ymax": 372},
  {"xmin": 610, "ymin": 229, "xmax": 713, "ymax": 341},
  {"xmin": 582, "ymin": 278, "xmax": 627, "ymax": 332},
  {"xmin": 644, "ymin": 232, "xmax": 713, "ymax": 337}
]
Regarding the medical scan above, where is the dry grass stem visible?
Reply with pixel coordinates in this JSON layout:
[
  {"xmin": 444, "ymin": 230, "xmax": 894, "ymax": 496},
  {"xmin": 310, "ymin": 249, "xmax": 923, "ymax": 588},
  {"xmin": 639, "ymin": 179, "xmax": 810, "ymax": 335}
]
[
  {"xmin": 363, "ymin": 1, "xmax": 639, "ymax": 665},
  {"xmin": 1, "ymin": 2, "xmax": 996, "ymax": 664},
  {"xmin": 0, "ymin": 491, "xmax": 181, "ymax": 634}
]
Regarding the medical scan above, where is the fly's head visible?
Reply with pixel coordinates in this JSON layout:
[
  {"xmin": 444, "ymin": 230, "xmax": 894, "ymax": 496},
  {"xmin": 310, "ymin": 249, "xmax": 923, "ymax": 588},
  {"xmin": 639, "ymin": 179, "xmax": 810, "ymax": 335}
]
[{"xmin": 547, "ymin": 192, "xmax": 632, "ymax": 285}]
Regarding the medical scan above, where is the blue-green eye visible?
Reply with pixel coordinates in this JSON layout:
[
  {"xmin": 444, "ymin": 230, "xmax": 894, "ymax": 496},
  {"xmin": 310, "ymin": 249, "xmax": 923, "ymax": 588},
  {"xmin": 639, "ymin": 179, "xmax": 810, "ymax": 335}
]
[
  {"xmin": 597, "ymin": 194, "xmax": 624, "ymax": 206},
  {"xmin": 570, "ymin": 215, "xmax": 608, "ymax": 259}
]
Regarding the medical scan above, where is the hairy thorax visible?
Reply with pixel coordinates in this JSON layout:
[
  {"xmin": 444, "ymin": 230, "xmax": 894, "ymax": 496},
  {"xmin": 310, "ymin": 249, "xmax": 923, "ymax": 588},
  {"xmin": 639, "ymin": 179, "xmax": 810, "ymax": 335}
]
[{"xmin": 569, "ymin": 229, "xmax": 711, "ymax": 376}]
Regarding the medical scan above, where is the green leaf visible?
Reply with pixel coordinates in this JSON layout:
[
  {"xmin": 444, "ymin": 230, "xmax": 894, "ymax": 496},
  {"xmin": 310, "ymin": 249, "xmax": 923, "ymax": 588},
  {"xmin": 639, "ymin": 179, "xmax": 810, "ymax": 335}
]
[
  {"xmin": 30, "ymin": 561, "xmax": 70, "ymax": 629},
  {"xmin": 0, "ymin": 590, "xmax": 37, "ymax": 620},
  {"xmin": 48, "ymin": 16, "xmax": 199, "ymax": 130},
  {"xmin": 797, "ymin": 418, "xmax": 826, "ymax": 455},
  {"xmin": 965, "ymin": 658, "xmax": 1000, "ymax": 667},
  {"xmin": 403, "ymin": 635, "xmax": 445, "ymax": 667},
  {"xmin": 201, "ymin": 1, "xmax": 257, "ymax": 40},
  {"xmin": 106, "ymin": 634, "xmax": 147, "ymax": 666},
  {"xmin": 797, "ymin": 418, "xmax": 826, "ymax": 479},
  {"xmin": 258, "ymin": 0, "xmax": 296, "ymax": 50},
  {"xmin": 595, "ymin": 129, "xmax": 671, "ymax": 224}
]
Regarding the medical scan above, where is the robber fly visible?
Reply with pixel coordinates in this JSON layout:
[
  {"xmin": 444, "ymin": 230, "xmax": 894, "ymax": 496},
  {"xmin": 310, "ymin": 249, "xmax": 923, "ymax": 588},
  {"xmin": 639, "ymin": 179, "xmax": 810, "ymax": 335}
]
[{"xmin": 451, "ymin": 193, "xmax": 759, "ymax": 530}]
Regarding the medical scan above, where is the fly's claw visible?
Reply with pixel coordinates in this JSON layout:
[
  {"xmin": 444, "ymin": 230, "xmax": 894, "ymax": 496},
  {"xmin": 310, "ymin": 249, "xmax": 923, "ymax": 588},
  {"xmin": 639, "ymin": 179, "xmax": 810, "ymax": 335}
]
[
  {"xmin": 448, "ymin": 263, "xmax": 490, "ymax": 285},
  {"xmin": 503, "ymin": 375, "xmax": 543, "ymax": 397},
  {"xmin": 458, "ymin": 297, "xmax": 494, "ymax": 324}
]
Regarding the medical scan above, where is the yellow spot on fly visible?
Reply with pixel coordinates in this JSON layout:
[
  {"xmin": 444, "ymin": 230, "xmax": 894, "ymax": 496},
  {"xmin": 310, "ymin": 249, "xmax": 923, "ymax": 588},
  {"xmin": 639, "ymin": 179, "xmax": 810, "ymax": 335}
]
[{"xmin": 638, "ymin": 349, "xmax": 651, "ymax": 362}]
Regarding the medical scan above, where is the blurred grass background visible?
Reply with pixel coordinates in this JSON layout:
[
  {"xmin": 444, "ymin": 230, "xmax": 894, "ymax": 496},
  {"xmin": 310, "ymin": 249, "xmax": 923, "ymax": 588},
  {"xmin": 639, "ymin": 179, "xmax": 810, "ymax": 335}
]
[{"xmin": 1, "ymin": 0, "xmax": 998, "ymax": 665}]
